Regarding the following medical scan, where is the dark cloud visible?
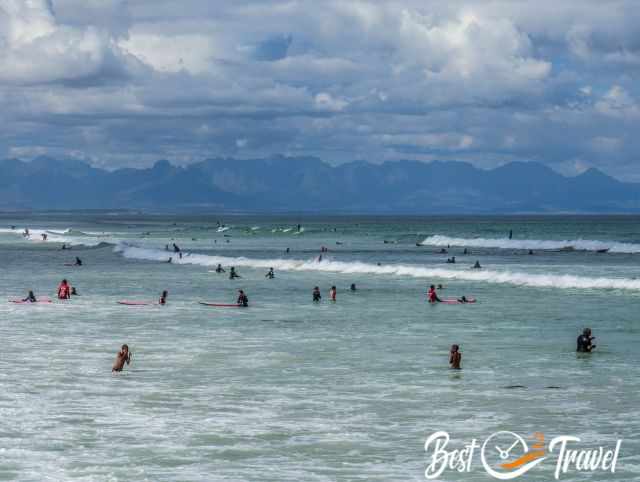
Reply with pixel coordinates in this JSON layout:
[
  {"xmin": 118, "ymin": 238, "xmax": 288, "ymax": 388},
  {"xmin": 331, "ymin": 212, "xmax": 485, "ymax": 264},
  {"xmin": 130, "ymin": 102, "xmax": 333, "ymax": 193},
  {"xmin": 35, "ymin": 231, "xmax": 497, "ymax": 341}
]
[{"xmin": 0, "ymin": 0, "xmax": 638, "ymax": 180}]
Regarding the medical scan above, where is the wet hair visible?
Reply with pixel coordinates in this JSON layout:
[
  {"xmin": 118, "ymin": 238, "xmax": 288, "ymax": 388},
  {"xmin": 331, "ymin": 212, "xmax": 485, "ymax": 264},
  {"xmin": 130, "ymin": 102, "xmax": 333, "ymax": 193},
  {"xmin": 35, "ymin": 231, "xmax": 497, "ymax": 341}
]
[
  {"xmin": 583, "ymin": 328, "xmax": 592, "ymax": 336},
  {"xmin": 121, "ymin": 344, "xmax": 129, "ymax": 351},
  {"xmin": 430, "ymin": 284, "xmax": 435, "ymax": 289},
  {"xmin": 62, "ymin": 279, "xmax": 68, "ymax": 284},
  {"xmin": 451, "ymin": 344, "xmax": 459, "ymax": 351}
]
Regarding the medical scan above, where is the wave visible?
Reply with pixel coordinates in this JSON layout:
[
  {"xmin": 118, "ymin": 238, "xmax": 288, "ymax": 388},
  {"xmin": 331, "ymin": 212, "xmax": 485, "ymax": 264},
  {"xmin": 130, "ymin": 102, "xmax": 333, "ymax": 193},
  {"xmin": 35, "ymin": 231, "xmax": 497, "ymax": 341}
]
[
  {"xmin": 0, "ymin": 227, "xmax": 109, "ymax": 247},
  {"xmin": 420, "ymin": 235, "xmax": 640, "ymax": 254},
  {"xmin": 114, "ymin": 243, "xmax": 640, "ymax": 292}
]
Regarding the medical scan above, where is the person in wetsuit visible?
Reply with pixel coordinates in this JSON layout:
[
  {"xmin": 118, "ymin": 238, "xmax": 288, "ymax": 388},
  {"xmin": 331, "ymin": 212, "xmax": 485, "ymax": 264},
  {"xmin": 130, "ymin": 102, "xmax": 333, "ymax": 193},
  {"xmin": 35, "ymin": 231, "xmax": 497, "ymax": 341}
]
[
  {"xmin": 577, "ymin": 328, "xmax": 596, "ymax": 352},
  {"xmin": 265, "ymin": 268, "xmax": 275, "ymax": 279},
  {"xmin": 229, "ymin": 267, "xmax": 240, "ymax": 279},
  {"xmin": 23, "ymin": 291, "xmax": 37, "ymax": 303},
  {"xmin": 237, "ymin": 290, "xmax": 249, "ymax": 307},
  {"xmin": 312, "ymin": 286, "xmax": 322, "ymax": 302},
  {"xmin": 159, "ymin": 290, "xmax": 168, "ymax": 305},
  {"xmin": 74, "ymin": 257, "xmax": 82, "ymax": 266},
  {"xmin": 215, "ymin": 264, "xmax": 225, "ymax": 273},
  {"xmin": 473, "ymin": 260, "xmax": 481, "ymax": 269}
]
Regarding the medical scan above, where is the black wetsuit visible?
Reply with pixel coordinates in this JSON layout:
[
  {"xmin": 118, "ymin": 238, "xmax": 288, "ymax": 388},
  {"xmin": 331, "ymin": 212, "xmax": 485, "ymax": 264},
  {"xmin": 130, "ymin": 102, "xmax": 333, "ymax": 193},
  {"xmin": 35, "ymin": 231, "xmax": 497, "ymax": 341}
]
[
  {"xmin": 313, "ymin": 291, "xmax": 321, "ymax": 302},
  {"xmin": 576, "ymin": 334, "xmax": 594, "ymax": 352},
  {"xmin": 237, "ymin": 294, "xmax": 248, "ymax": 307}
]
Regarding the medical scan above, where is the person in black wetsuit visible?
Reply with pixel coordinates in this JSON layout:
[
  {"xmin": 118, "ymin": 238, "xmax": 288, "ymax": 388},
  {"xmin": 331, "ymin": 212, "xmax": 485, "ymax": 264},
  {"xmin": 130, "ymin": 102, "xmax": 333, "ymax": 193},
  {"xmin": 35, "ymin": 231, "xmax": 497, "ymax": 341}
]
[
  {"xmin": 237, "ymin": 290, "xmax": 248, "ymax": 307},
  {"xmin": 159, "ymin": 290, "xmax": 168, "ymax": 305},
  {"xmin": 23, "ymin": 291, "xmax": 37, "ymax": 302},
  {"xmin": 577, "ymin": 328, "xmax": 596, "ymax": 352},
  {"xmin": 312, "ymin": 286, "xmax": 322, "ymax": 302},
  {"xmin": 215, "ymin": 264, "xmax": 225, "ymax": 273},
  {"xmin": 75, "ymin": 257, "xmax": 82, "ymax": 266},
  {"xmin": 265, "ymin": 268, "xmax": 275, "ymax": 279},
  {"xmin": 229, "ymin": 267, "xmax": 240, "ymax": 279}
]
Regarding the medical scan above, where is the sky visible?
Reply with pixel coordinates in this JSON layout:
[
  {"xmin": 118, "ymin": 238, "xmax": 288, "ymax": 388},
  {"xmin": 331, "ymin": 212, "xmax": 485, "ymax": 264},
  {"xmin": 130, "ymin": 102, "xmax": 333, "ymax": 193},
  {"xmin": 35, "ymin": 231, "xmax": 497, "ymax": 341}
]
[{"xmin": 0, "ymin": 0, "xmax": 639, "ymax": 180}]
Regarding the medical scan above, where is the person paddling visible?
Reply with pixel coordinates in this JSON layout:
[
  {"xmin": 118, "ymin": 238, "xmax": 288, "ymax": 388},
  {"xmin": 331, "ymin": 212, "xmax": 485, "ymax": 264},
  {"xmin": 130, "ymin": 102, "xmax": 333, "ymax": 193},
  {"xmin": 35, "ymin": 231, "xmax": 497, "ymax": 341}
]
[{"xmin": 22, "ymin": 290, "xmax": 37, "ymax": 303}]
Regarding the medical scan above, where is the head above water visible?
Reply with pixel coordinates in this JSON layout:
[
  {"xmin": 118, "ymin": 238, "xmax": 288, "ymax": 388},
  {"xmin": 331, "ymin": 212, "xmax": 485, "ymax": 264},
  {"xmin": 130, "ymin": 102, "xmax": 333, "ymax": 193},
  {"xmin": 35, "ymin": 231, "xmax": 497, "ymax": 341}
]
[
  {"xmin": 583, "ymin": 328, "xmax": 592, "ymax": 336},
  {"xmin": 451, "ymin": 344, "xmax": 459, "ymax": 352},
  {"xmin": 121, "ymin": 344, "xmax": 129, "ymax": 352}
]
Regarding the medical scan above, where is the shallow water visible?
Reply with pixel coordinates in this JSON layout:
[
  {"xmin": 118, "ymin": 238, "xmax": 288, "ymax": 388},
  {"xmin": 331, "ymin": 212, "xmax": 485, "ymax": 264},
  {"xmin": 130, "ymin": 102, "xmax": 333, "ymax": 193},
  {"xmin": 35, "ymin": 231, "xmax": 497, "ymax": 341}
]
[{"xmin": 0, "ymin": 214, "xmax": 638, "ymax": 481}]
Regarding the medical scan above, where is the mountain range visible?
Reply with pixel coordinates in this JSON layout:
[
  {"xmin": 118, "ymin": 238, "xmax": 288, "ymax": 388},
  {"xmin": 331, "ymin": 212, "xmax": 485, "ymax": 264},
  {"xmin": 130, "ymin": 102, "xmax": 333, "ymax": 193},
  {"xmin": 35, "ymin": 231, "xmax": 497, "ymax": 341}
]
[{"xmin": 1, "ymin": 156, "xmax": 638, "ymax": 213}]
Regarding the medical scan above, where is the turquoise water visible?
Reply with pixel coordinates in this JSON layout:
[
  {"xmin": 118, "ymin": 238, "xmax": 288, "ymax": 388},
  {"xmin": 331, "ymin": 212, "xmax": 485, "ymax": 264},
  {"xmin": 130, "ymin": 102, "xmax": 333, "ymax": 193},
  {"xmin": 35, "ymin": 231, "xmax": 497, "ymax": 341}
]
[{"xmin": 0, "ymin": 214, "xmax": 638, "ymax": 481}]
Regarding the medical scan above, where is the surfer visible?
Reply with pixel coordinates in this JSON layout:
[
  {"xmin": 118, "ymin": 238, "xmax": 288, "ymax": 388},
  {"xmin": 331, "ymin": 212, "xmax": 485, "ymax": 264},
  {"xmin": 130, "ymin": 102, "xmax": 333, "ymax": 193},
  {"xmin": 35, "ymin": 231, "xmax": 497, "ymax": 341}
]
[
  {"xmin": 112, "ymin": 344, "xmax": 132, "ymax": 372},
  {"xmin": 449, "ymin": 344, "xmax": 462, "ymax": 369},
  {"xmin": 446, "ymin": 256, "xmax": 456, "ymax": 264},
  {"xmin": 74, "ymin": 257, "xmax": 82, "ymax": 266},
  {"xmin": 457, "ymin": 296, "xmax": 469, "ymax": 303},
  {"xmin": 472, "ymin": 260, "xmax": 481, "ymax": 269},
  {"xmin": 265, "ymin": 268, "xmax": 275, "ymax": 279},
  {"xmin": 57, "ymin": 279, "xmax": 71, "ymax": 299},
  {"xmin": 428, "ymin": 285, "xmax": 442, "ymax": 303},
  {"xmin": 173, "ymin": 243, "xmax": 181, "ymax": 253},
  {"xmin": 61, "ymin": 243, "xmax": 67, "ymax": 250},
  {"xmin": 312, "ymin": 286, "xmax": 322, "ymax": 302},
  {"xmin": 41, "ymin": 233, "xmax": 48, "ymax": 241},
  {"xmin": 577, "ymin": 328, "xmax": 596, "ymax": 353},
  {"xmin": 229, "ymin": 267, "xmax": 240, "ymax": 279},
  {"xmin": 70, "ymin": 287, "xmax": 78, "ymax": 296},
  {"xmin": 159, "ymin": 290, "xmax": 168, "ymax": 305},
  {"xmin": 463, "ymin": 248, "xmax": 468, "ymax": 255},
  {"xmin": 509, "ymin": 229, "xmax": 513, "ymax": 240},
  {"xmin": 22, "ymin": 291, "xmax": 37, "ymax": 303},
  {"xmin": 215, "ymin": 264, "xmax": 225, "ymax": 273},
  {"xmin": 350, "ymin": 283, "xmax": 356, "ymax": 291},
  {"xmin": 23, "ymin": 228, "xmax": 30, "ymax": 238},
  {"xmin": 528, "ymin": 249, "xmax": 534, "ymax": 255},
  {"xmin": 237, "ymin": 290, "xmax": 249, "ymax": 307},
  {"xmin": 329, "ymin": 286, "xmax": 337, "ymax": 301}
]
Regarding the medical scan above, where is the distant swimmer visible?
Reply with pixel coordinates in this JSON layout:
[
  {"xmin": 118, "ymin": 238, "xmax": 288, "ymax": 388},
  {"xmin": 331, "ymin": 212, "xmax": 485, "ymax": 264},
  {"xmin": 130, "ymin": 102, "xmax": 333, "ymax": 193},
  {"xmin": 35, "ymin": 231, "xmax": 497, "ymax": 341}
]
[
  {"xmin": 350, "ymin": 283, "xmax": 356, "ymax": 291},
  {"xmin": 159, "ymin": 290, "xmax": 168, "ymax": 305},
  {"xmin": 237, "ymin": 290, "xmax": 249, "ymax": 307},
  {"xmin": 173, "ymin": 243, "xmax": 181, "ymax": 253},
  {"xmin": 437, "ymin": 284, "xmax": 444, "ymax": 290},
  {"xmin": 23, "ymin": 228, "xmax": 30, "ymax": 238},
  {"xmin": 112, "ymin": 344, "xmax": 132, "ymax": 372},
  {"xmin": 61, "ymin": 244, "xmax": 67, "ymax": 250},
  {"xmin": 449, "ymin": 344, "xmax": 462, "ymax": 369},
  {"xmin": 439, "ymin": 248, "xmax": 447, "ymax": 254},
  {"xmin": 329, "ymin": 286, "xmax": 337, "ymax": 301},
  {"xmin": 285, "ymin": 247, "xmax": 290, "ymax": 254},
  {"xmin": 312, "ymin": 286, "xmax": 322, "ymax": 302},
  {"xmin": 70, "ymin": 287, "xmax": 78, "ymax": 296},
  {"xmin": 577, "ymin": 328, "xmax": 596, "ymax": 353},
  {"xmin": 297, "ymin": 224, "xmax": 301, "ymax": 232},
  {"xmin": 229, "ymin": 267, "xmax": 240, "ymax": 279},
  {"xmin": 74, "ymin": 257, "xmax": 82, "ymax": 266},
  {"xmin": 41, "ymin": 233, "xmax": 48, "ymax": 241},
  {"xmin": 57, "ymin": 279, "xmax": 71, "ymax": 299},
  {"xmin": 167, "ymin": 257, "xmax": 172, "ymax": 263},
  {"xmin": 528, "ymin": 250, "xmax": 534, "ymax": 255},
  {"xmin": 509, "ymin": 229, "xmax": 513, "ymax": 240},
  {"xmin": 446, "ymin": 256, "xmax": 456, "ymax": 264},
  {"xmin": 428, "ymin": 285, "xmax": 442, "ymax": 303},
  {"xmin": 265, "ymin": 268, "xmax": 275, "ymax": 279},
  {"xmin": 472, "ymin": 260, "xmax": 481, "ymax": 269},
  {"xmin": 22, "ymin": 290, "xmax": 37, "ymax": 303},
  {"xmin": 215, "ymin": 264, "xmax": 226, "ymax": 273}
]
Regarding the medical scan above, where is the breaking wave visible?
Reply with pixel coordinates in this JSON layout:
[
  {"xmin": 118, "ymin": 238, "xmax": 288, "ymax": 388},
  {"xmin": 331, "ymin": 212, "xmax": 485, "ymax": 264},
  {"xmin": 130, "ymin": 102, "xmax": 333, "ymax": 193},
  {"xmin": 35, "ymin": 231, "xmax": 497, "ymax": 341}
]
[
  {"xmin": 115, "ymin": 243, "xmax": 640, "ymax": 292},
  {"xmin": 420, "ymin": 235, "xmax": 640, "ymax": 253}
]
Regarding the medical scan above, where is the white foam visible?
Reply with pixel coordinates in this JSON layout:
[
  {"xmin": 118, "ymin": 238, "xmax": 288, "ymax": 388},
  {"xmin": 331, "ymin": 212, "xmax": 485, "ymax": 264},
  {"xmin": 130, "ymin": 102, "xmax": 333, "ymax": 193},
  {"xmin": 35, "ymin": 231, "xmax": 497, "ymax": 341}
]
[
  {"xmin": 0, "ymin": 227, "xmax": 107, "ymax": 247},
  {"xmin": 420, "ymin": 235, "xmax": 640, "ymax": 253},
  {"xmin": 115, "ymin": 243, "xmax": 640, "ymax": 292}
]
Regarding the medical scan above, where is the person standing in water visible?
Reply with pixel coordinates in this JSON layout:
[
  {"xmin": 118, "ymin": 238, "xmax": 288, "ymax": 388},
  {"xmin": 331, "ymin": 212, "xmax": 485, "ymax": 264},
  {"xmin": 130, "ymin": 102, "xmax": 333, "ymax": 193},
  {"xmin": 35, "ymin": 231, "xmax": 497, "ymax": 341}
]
[
  {"xmin": 112, "ymin": 344, "xmax": 132, "ymax": 372},
  {"xmin": 329, "ymin": 286, "xmax": 337, "ymax": 301},
  {"xmin": 312, "ymin": 286, "xmax": 322, "ymax": 302},
  {"xmin": 428, "ymin": 285, "xmax": 441, "ymax": 303},
  {"xmin": 159, "ymin": 290, "xmax": 168, "ymax": 305},
  {"xmin": 450, "ymin": 345, "xmax": 462, "ymax": 369},
  {"xmin": 472, "ymin": 260, "xmax": 481, "ymax": 269},
  {"xmin": 265, "ymin": 268, "xmax": 275, "ymax": 279},
  {"xmin": 237, "ymin": 290, "xmax": 249, "ymax": 307},
  {"xmin": 350, "ymin": 283, "xmax": 356, "ymax": 291},
  {"xmin": 57, "ymin": 279, "xmax": 71, "ymax": 299},
  {"xmin": 577, "ymin": 328, "xmax": 596, "ymax": 352}
]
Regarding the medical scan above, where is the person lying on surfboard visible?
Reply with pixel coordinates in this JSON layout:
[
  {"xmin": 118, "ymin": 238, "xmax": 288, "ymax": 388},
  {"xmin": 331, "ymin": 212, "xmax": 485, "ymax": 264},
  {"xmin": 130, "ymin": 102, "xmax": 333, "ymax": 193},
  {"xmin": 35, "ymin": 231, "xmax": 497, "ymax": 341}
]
[
  {"xmin": 449, "ymin": 344, "xmax": 462, "ymax": 369},
  {"xmin": 22, "ymin": 291, "xmax": 37, "ymax": 303},
  {"xmin": 457, "ymin": 296, "xmax": 469, "ymax": 303},
  {"xmin": 237, "ymin": 290, "xmax": 248, "ymax": 307},
  {"xmin": 112, "ymin": 344, "xmax": 132, "ymax": 372},
  {"xmin": 428, "ymin": 285, "xmax": 442, "ymax": 303},
  {"xmin": 159, "ymin": 290, "xmax": 168, "ymax": 305}
]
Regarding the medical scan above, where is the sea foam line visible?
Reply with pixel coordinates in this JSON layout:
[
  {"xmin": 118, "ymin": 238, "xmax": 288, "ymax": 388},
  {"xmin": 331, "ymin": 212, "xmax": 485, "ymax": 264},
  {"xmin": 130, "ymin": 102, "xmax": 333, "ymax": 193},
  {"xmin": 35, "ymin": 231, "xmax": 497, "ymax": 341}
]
[
  {"xmin": 115, "ymin": 243, "xmax": 640, "ymax": 292},
  {"xmin": 420, "ymin": 235, "xmax": 640, "ymax": 253}
]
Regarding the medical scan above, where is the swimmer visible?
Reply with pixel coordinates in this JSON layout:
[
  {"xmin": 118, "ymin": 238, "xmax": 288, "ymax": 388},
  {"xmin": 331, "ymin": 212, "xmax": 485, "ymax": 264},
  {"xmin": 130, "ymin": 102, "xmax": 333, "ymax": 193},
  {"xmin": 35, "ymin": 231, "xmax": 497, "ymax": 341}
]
[
  {"xmin": 70, "ymin": 287, "xmax": 78, "ymax": 296},
  {"xmin": 237, "ymin": 289, "xmax": 249, "ymax": 307},
  {"xmin": 577, "ymin": 328, "xmax": 596, "ymax": 352},
  {"xmin": 472, "ymin": 260, "xmax": 481, "ymax": 269},
  {"xmin": 312, "ymin": 286, "xmax": 322, "ymax": 302},
  {"xmin": 329, "ymin": 286, "xmax": 337, "ymax": 301},
  {"xmin": 350, "ymin": 283, "xmax": 356, "ymax": 291},
  {"xmin": 112, "ymin": 344, "xmax": 132, "ymax": 372},
  {"xmin": 159, "ymin": 290, "xmax": 168, "ymax": 305},
  {"xmin": 265, "ymin": 268, "xmax": 275, "ymax": 279},
  {"xmin": 229, "ymin": 267, "xmax": 240, "ymax": 279},
  {"xmin": 215, "ymin": 264, "xmax": 225, "ymax": 273},
  {"xmin": 427, "ymin": 284, "xmax": 441, "ymax": 303},
  {"xmin": 449, "ymin": 344, "xmax": 462, "ymax": 369},
  {"xmin": 22, "ymin": 290, "xmax": 37, "ymax": 303}
]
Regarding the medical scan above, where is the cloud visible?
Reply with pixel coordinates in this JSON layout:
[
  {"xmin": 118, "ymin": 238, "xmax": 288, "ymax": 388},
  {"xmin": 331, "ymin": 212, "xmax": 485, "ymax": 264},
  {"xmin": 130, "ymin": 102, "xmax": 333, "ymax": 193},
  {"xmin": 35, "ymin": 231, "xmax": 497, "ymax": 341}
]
[{"xmin": 0, "ymin": 0, "xmax": 638, "ymax": 180}]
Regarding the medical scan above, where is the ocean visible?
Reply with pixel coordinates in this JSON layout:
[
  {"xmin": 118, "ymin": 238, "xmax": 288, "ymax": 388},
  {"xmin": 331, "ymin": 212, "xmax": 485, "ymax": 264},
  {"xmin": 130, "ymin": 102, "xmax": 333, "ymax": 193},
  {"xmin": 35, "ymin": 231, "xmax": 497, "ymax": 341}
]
[{"xmin": 0, "ymin": 213, "xmax": 638, "ymax": 481}]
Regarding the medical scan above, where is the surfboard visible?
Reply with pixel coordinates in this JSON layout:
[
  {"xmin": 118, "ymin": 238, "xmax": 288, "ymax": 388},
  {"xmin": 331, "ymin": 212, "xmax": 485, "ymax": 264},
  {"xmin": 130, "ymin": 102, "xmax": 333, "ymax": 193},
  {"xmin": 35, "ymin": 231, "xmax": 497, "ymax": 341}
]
[
  {"xmin": 439, "ymin": 298, "xmax": 476, "ymax": 304},
  {"xmin": 9, "ymin": 298, "xmax": 52, "ymax": 304},
  {"xmin": 199, "ymin": 302, "xmax": 244, "ymax": 307},
  {"xmin": 117, "ymin": 301, "xmax": 154, "ymax": 306}
]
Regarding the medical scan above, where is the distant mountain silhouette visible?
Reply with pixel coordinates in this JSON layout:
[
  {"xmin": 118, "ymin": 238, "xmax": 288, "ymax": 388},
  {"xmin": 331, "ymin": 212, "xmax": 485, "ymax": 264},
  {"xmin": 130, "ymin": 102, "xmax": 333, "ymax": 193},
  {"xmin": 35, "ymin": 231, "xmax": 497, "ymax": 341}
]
[{"xmin": 1, "ymin": 156, "xmax": 638, "ymax": 213}]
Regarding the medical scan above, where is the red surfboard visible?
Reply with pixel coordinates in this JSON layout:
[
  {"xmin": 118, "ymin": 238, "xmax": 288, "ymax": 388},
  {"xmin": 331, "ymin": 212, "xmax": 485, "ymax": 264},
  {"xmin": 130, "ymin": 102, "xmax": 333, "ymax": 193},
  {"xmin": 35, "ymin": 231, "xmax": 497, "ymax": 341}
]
[{"xmin": 9, "ymin": 298, "xmax": 52, "ymax": 304}]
